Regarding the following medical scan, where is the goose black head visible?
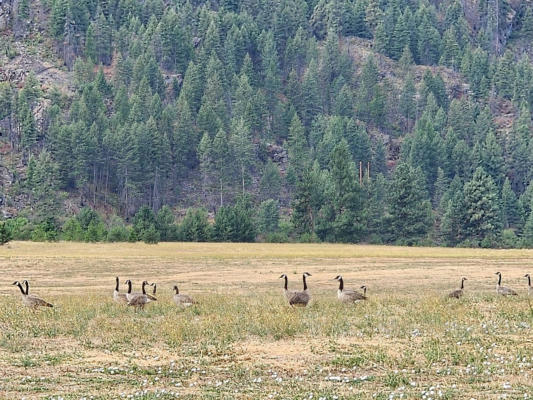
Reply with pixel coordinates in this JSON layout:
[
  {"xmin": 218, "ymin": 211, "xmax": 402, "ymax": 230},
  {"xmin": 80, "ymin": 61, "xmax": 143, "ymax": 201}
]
[
  {"xmin": 462, "ymin": 277, "xmax": 468, "ymax": 281},
  {"xmin": 12, "ymin": 281, "xmax": 20, "ymax": 286},
  {"xmin": 360, "ymin": 285, "xmax": 367, "ymax": 290},
  {"xmin": 279, "ymin": 274, "xmax": 287, "ymax": 279},
  {"xmin": 495, "ymin": 272, "xmax": 501, "ymax": 275},
  {"xmin": 525, "ymin": 274, "xmax": 530, "ymax": 278},
  {"xmin": 124, "ymin": 279, "xmax": 131, "ymax": 285},
  {"xmin": 303, "ymin": 272, "xmax": 312, "ymax": 277},
  {"xmin": 333, "ymin": 275, "xmax": 342, "ymax": 281}
]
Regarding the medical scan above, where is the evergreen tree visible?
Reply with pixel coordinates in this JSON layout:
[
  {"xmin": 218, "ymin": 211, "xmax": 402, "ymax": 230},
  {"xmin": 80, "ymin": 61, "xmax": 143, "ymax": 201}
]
[
  {"xmin": 329, "ymin": 139, "xmax": 365, "ymax": 242},
  {"xmin": 259, "ymin": 160, "xmax": 282, "ymax": 202},
  {"xmin": 287, "ymin": 114, "xmax": 309, "ymax": 182},
  {"xmin": 501, "ymin": 177, "xmax": 524, "ymax": 230},
  {"xmin": 521, "ymin": 7, "xmax": 533, "ymax": 38},
  {"xmin": 463, "ymin": 167, "xmax": 503, "ymax": 243},
  {"xmin": 257, "ymin": 199, "xmax": 280, "ymax": 234},
  {"xmin": 481, "ymin": 130, "xmax": 505, "ymax": 188},
  {"xmin": 440, "ymin": 187, "xmax": 467, "ymax": 246},
  {"xmin": 211, "ymin": 129, "xmax": 232, "ymax": 206},
  {"xmin": 230, "ymin": 118, "xmax": 254, "ymax": 194},
  {"xmin": 389, "ymin": 162, "xmax": 433, "ymax": 244},
  {"xmin": 399, "ymin": 73, "xmax": 416, "ymax": 130},
  {"xmin": 0, "ymin": 220, "xmax": 12, "ymax": 245}
]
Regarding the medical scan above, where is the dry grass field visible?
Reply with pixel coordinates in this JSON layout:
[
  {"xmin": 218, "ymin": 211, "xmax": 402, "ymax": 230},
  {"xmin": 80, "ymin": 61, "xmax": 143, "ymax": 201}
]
[{"xmin": 0, "ymin": 242, "xmax": 532, "ymax": 399}]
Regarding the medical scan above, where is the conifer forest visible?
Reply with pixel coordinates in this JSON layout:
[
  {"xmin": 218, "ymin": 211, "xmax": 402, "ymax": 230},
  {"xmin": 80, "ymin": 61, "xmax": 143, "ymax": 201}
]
[{"xmin": 2, "ymin": 0, "xmax": 533, "ymax": 247}]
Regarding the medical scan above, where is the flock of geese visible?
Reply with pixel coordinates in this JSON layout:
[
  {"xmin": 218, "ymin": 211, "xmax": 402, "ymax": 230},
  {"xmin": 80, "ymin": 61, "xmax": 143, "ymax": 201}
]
[{"xmin": 11, "ymin": 271, "xmax": 533, "ymax": 310}]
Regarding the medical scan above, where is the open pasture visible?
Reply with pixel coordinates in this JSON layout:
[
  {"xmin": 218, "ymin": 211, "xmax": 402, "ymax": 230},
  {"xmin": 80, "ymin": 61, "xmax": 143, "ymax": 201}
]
[{"xmin": 0, "ymin": 242, "xmax": 532, "ymax": 399}]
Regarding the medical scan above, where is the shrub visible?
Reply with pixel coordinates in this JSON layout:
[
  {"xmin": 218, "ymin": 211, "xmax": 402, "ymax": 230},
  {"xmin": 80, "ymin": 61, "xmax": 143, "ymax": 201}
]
[
  {"xmin": 257, "ymin": 199, "xmax": 280, "ymax": 234},
  {"xmin": 85, "ymin": 220, "xmax": 107, "ymax": 242},
  {"xmin": 4, "ymin": 217, "xmax": 31, "ymax": 240},
  {"xmin": 0, "ymin": 220, "xmax": 12, "ymax": 245},
  {"xmin": 179, "ymin": 208, "xmax": 212, "ymax": 242},
  {"xmin": 31, "ymin": 218, "xmax": 59, "ymax": 242},
  {"xmin": 500, "ymin": 229, "xmax": 519, "ymax": 249},
  {"xmin": 142, "ymin": 224, "xmax": 160, "ymax": 244},
  {"xmin": 107, "ymin": 225, "xmax": 130, "ymax": 242},
  {"xmin": 265, "ymin": 232, "xmax": 289, "ymax": 243},
  {"xmin": 62, "ymin": 217, "xmax": 84, "ymax": 241}
]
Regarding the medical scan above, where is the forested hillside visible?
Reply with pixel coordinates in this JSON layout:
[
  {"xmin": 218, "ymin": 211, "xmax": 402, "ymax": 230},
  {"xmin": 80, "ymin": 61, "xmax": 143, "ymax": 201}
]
[{"xmin": 1, "ymin": 0, "xmax": 533, "ymax": 247}]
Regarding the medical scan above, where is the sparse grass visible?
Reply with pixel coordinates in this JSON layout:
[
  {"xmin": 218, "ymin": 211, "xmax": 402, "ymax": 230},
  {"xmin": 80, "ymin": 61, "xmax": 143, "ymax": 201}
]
[{"xmin": 0, "ymin": 242, "xmax": 532, "ymax": 398}]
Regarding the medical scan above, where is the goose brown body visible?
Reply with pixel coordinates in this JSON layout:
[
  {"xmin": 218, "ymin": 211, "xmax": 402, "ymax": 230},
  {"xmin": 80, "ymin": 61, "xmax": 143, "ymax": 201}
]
[
  {"xmin": 173, "ymin": 285, "xmax": 195, "ymax": 306},
  {"xmin": 448, "ymin": 277, "xmax": 467, "ymax": 299},
  {"xmin": 13, "ymin": 281, "xmax": 53, "ymax": 309},
  {"xmin": 125, "ymin": 280, "xmax": 157, "ymax": 310},
  {"xmin": 280, "ymin": 273, "xmax": 311, "ymax": 307},
  {"xmin": 334, "ymin": 275, "xmax": 367, "ymax": 303},
  {"xmin": 495, "ymin": 272, "xmax": 517, "ymax": 296}
]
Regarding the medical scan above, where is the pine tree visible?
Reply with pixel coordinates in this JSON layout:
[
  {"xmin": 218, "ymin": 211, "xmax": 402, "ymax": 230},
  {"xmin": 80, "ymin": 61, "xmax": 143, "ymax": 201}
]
[
  {"xmin": 523, "ymin": 208, "xmax": 533, "ymax": 247},
  {"xmin": 259, "ymin": 160, "xmax": 282, "ymax": 202},
  {"xmin": 365, "ymin": 0, "xmax": 383, "ymax": 33},
  {"xmin": 440, "ymin": 188, "xmax": 467, "ymax": 246},
  {"xmin": 357, "ymin": 56, "xmax": 384, "ymax": 124},
  {"xmin": 399, "ymin": 73, "xmax": 416, "ymax": 130},
  {"xmin": 389, "ymin": 162, "xmax": 433, "ymax": 244},
  {"xmin": 50, "ymin": 0, "xmax": 68, "ymax": 38},
  {"xmin": 501, "ymin": 177, "xmax": 524, "ymax": 230},
  {"xmin": 506, "ymin": 105, "xmax": 531, "ymax": 193},
  {"xmin": 180, "ymin": 61, "xmax": 204, "ymax": 113},
  {"xmin": 463, "ymin": 167, "xmax": 502, "ymax": 242},
  {"xmin": 301, "ymin": 59, "xmax": 322, "ymax": 127},
  {"xmin": 173, "ymin": 94, "xmax": 197, "ymax": 173},
  {"xmin": 230, "ymin": 118, "xmax": 254, "ymax": 194},
  {"xmin": 291, "ymin": 169, "xmax": 315, "ymax": 235},
  {"xmin": 373, "ymin": 21, "xmax": 388, "ymax": 55},
  {"xmin": 257, "ymin": 199, "xmax": 280, "ymax": 234},
  {"xmin": 260, "ymin": 30, "xmax": 281, "ymax": 111},
  {"xmin": 493, "ymin": 50, "xmax": 515, "ymax": 99},
  {"xmin": 390, "ymin": 12, "xmax": 408, "ymax": 60},
  {"xmin": 481, "ymin": 130, "xmax": 505, "ymax": 188},
  {"xmin": 26, "ymin": 151, "xmax": 63, "ymax": 223},
  {"xmin": 521, "ymin": 6, "xmax": 533, "ymax": 38},
  {"xmin": 211, "ymin": 129, "xmax": 231, "ymax": 206},
  {"xmin": 399, "ymin": 45, "xmax": 414, "ymax": 75},
  {"xmin": 18, "ymin": 98, "xmax": 37, "ymax": 153},
  {"xmin": 287, "ymin": 114, "xmax": 309, "ymax": 181},
  {"xmin": 197, "ymin": 133, "xmax": 213, "ymax": 205},
  {"xmin": 329, "ymin": 139, "xmax": 365, "ymax": 242},
  {"xmin": 440, "ymin": 27, "xmax": 461, "ymax": 70}
]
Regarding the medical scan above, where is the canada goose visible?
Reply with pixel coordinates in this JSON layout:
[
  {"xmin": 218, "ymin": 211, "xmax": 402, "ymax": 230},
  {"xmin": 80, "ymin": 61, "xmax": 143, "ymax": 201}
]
[
  {"xmin": 124, "ymin": 280, "xmax": 157, "ymax": 301},
  {"xmin": 125, "ymin": 280, "xmax": 157, "ymax": 301},
  {"xmin": 525, "ymin": 274, "xmax": 532, "ymax": 296},
  {"xmin": 333, "ymin": 275, "xmax": 367, "ymax": 303},
  {"xmin": 125, "ymin": 280, "xmax": 156, "ymax": 310},
  {"xmin": 495, "ymin": 272, "xmax": 517, "ymax": 296},
  {"xmin": 279, "ymin": 272, "xmax": 311, "ymax": 307},
  {"xmin": 113, "ymin": 277, "xmax": 128, "ymax": 304},
  {"xmin": 12, "ymin": 281, "xmax": 53, "ymax": 309},
  {"xmin": 173, "ymin": 285, "xmax": 195, "ymax": 306},
  {"xmin": 448, "ymin": 277, "xmax": 467, "ymax": 299}
]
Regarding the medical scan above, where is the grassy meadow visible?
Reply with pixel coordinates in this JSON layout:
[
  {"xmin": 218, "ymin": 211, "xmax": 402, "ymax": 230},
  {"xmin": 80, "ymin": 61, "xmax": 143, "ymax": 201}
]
[{"xmin": 0, "ymin": 242, "xmax": 532, "ymax": 399}]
